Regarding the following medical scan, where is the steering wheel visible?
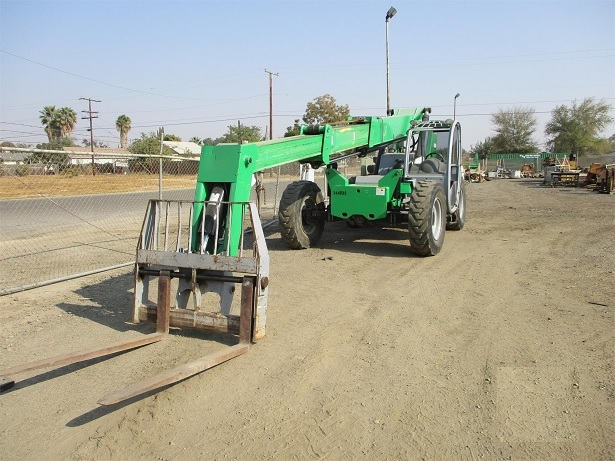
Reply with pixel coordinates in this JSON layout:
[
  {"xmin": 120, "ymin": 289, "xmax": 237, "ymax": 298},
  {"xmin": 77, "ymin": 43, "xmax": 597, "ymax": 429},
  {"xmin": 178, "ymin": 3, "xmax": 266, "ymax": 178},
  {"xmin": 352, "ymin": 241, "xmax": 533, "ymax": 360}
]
[
  {"xmin": 425, "ymin": 152, "xmax": 446, "ymax": 162},
  {"xmin": 408, "ymin": 135, "xmax": 418, "ymax": 152}
]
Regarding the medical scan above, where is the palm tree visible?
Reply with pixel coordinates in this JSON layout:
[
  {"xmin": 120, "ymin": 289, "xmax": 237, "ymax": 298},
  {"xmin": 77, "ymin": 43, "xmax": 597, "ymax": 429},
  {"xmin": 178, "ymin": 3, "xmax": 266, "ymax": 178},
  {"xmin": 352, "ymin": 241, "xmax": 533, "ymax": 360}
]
[
  {"xmin": 115, "ymin": 115, "xmax": 132, "ymax": 148},
  {"xmin": 39, "ymin": 105, "xmax": 59, "ymax": 142},
  {"xmin": 189, "ymin": 136, "xmax": 203, "ymax": 145},
  {"xmin": 57, "ymin": 107, "xmax": 77, "ymax": 138}
]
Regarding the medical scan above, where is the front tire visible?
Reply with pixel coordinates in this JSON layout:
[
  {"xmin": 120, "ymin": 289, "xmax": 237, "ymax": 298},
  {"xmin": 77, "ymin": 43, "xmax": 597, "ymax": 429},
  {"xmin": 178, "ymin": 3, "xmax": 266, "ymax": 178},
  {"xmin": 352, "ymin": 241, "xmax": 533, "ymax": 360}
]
[
  {"xmin": 278, "ymin": 181, "xmax": 325, "ymax": 249},
  {"xmin": 408, "ymin": 181, "xmax": 446, "ymax": 256}
]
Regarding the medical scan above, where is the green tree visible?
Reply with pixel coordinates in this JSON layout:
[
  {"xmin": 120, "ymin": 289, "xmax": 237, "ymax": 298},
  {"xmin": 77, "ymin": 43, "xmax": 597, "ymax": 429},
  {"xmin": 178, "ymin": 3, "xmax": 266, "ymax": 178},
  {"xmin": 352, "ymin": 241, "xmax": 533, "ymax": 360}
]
[
  {"xmin": 189, "ymin": 136, "xmax": 203, "ymax": 145},
  {"xmin": 590, "ymin": 138, "xmax": 614, "ymax": 155},
  {"xmin": 36, "ymin": 136, "xmax": 77, "ymax": 151},
  {"xmin": 57, "ymin": 107, "xmax": 77, "ymax": 138},
  {"xmin": 217, "ymin": 124, "xmax": 262, "ymax": 144},
  {"xmin": 82, "ymin": 138, "xmax": 109, "ymax": 148},
  {"xmin": 26, "ymin": 138, "xmax": 71, "ymax": 164},
  {"xmin": 39, "ymin": 105, "xmax": 60, "ymax": 142},
  {"xmin": 470, "ymin": 137, "xmax": 495, "ymax": 160},
  {"xmin": 545, "ymin": 98, "xmax": 614, "ymax": 156},
  {"xmin": 0, "ymin": 142, "xmax": 30, "ymax": 149},
  {"xmin": 163, "ymin": 134, "xmax": 182, "ymax": 142},
  {"xmin": 284, "ymin": 119, "xmax": 302, "ymax": 137},
  {"xmin": 0, "ymin": 141, "xmax": 14, "ymax": 163},
  {"xmin": 24, "ymin": 151, "xmax": 69, "ymax": 164},
  {"xmin": 39, "ymin": 106, "xmax": 77, "ymax": 142},
  {"xmin": 128, "ymin": 132, "xmax": 176, "ymax": 156},
  {"xmin": 491, "ymin": 106, "xmax": 538, "ymax": 154},
  {"xmin": 304, "ymin": 94, "xmax": 350, "ymax": 125},
  {"xmin": 115, "ymin": 115, "xmax": 132, "ymax": 148},
  {"xmin": 284, "ymin": 94, "xmax": 350, "ymax": 137}
]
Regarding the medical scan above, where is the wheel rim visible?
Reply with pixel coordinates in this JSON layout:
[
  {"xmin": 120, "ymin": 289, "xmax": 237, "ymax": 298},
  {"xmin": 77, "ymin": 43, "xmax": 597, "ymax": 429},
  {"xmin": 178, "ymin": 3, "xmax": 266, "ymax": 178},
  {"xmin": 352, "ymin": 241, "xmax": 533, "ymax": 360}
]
[
  {"xmin": 301, "ymin": 197, "xmax": 317, "ymax": 234},
  {"xmin": 431, "ymin": 197, "xmax": 443, "ymax": 239}
]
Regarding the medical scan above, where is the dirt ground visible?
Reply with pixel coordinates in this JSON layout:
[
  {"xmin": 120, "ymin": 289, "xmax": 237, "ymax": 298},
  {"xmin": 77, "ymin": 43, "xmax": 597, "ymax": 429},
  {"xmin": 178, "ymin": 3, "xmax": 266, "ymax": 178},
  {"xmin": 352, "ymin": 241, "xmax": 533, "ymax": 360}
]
[
  {"xmin": 0, "ymin": 174, "xmax": 196, "ymax": 199},
  {"xmin": 0, "ymin": 178, "xmax": 613, "ymax": 460}
]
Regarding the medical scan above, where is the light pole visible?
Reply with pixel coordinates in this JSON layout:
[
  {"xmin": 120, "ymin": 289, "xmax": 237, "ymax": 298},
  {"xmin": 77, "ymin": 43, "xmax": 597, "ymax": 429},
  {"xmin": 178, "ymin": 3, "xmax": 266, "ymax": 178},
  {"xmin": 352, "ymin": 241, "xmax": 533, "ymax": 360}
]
[
  {"xmin": 454, "ymin": 93, "xmax": 460, "ymax": 119},
  {"xmin": 385, "ymin": 6, "xmax": 397, "ymax": 115}
]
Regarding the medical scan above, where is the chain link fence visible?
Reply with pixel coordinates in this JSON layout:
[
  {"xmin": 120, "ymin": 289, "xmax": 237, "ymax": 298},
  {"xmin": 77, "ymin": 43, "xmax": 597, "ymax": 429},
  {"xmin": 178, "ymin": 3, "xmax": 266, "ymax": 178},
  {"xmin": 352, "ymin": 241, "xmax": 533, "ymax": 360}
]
[
  {"xmin": 5, "ymin": 146, "xmax": 607, "ymax": 295},
  {"xmin": 1, "ymin": 150, "xmax": 324, "ymax": 295}
]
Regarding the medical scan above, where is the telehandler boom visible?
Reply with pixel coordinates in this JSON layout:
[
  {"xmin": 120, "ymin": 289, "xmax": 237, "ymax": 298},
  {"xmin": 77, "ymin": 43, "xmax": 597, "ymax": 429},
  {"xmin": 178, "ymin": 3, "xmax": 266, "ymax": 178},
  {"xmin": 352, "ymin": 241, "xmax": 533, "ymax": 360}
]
[{"xmin": 192, "ymin": 107, "xmax": 464, "ymax": 255}]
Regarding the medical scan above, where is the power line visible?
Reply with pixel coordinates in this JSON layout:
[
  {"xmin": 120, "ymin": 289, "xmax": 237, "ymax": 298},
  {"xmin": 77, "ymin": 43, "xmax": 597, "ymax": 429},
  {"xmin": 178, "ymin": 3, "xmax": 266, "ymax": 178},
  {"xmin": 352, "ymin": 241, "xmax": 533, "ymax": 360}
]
[{"xmin": 0, "ymin": 50, "xmax": 198, "ymax": 100}]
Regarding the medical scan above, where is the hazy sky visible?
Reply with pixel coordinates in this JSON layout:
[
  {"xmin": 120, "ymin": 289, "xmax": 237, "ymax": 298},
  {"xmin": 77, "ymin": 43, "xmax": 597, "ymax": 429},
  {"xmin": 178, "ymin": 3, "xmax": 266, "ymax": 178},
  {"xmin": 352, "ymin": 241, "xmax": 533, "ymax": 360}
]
[{"xmin": 1, "ymin": 0, "xmax": 613, "ymax": 150}]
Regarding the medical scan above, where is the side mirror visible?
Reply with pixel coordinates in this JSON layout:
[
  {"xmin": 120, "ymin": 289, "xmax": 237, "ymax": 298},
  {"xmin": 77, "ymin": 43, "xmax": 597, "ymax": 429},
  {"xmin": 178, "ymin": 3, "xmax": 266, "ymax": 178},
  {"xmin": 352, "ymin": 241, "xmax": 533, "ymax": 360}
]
[{"xmin": 451, "ymin": 165, "xmax": 459, "ymax": 178}]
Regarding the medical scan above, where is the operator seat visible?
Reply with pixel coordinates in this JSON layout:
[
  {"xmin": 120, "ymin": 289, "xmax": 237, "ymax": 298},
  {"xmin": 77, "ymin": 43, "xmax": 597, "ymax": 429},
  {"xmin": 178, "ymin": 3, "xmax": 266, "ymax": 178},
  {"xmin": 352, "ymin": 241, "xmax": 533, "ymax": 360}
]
[{"xmin": 419, "ymin": 158, "xmax": 447, "ymax": 174}]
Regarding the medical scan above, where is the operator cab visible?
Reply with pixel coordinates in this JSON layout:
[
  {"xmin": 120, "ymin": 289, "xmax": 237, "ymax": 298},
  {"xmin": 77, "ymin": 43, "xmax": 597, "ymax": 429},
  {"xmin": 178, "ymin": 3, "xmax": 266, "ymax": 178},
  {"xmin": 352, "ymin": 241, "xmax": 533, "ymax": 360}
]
[
  {"xmin": 363, "ymin": 120, "xmax": 456, "ymax": 178},
  {"xmin": 404, "ymin": 119, "xmax": 463, "ymax": 214},
  {"xmin": 353, "ymin": 119, "xmax": 461, "ymax": 204},
  {"xmin": 405, "ymin": 121, "xmax": 455, "ymax": 176}
]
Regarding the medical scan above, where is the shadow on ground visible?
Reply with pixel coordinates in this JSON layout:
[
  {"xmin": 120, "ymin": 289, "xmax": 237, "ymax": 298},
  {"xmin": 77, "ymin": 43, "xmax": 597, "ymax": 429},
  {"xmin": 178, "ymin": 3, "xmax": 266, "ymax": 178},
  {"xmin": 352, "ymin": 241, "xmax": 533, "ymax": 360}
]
[
  {"xmin": 55, "ymin": 271, "xmax": 140, "ymax": 333},
  {"xmin": 266, "ymin": 218, "xmax": 425, "ymax": 258}
]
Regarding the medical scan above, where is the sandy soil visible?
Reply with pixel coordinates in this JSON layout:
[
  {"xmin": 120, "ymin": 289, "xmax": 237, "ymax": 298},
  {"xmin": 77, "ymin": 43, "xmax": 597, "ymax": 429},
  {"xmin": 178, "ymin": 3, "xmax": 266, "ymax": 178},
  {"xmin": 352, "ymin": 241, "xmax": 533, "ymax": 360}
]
[
  {"xmin": 0, "ymin": 170, "xmax": 300, "ymax": 199},
  {"xmin": 0, "ymin": 178, "xmax": 613, "ymax": 460},
  {"xmin": 0, "ymin": 174, "xmax": 196, "ymax": 199}
]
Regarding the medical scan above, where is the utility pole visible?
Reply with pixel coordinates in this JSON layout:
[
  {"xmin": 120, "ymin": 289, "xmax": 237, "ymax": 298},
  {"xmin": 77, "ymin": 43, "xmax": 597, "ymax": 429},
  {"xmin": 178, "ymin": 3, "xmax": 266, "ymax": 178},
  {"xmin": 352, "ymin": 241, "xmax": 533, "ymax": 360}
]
[
  {"xmin": 258, "ymin": 70, "xmax": 278, "ymax": 213},
  {"xmin": 80, "ymin": 97, "xmax": 101, "ymax": 176},
  {"xmin": 264, "ymin": 69, "xmax": 278, "ymax": 140}
]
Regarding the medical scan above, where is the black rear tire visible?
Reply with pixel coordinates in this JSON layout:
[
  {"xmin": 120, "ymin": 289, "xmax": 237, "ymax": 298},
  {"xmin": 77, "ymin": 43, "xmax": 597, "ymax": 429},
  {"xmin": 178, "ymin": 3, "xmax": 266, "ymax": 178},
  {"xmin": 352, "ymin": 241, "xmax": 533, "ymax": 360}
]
[
  {"xmin": 447, "ymin": 181, "xmax": 466, "ymax": 231},
  {"xmin": 278, "ymin": 181, "xmax": 325, "ymax": 249},
  {"xmin": 408, "ymin": 180, "xmax": 446, "ymax": 256}
]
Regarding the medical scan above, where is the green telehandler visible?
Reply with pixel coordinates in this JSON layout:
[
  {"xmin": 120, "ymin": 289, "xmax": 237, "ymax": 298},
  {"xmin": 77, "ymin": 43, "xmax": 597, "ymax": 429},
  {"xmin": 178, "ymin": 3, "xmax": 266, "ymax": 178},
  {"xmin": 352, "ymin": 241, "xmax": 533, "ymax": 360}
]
[
  {"xmin": 192, "ymin": 106, "xmax": 465, "ymax": 257},
  {"xmin": 0, "ymin": 107, "xmax": 466, "ymax": 405}
]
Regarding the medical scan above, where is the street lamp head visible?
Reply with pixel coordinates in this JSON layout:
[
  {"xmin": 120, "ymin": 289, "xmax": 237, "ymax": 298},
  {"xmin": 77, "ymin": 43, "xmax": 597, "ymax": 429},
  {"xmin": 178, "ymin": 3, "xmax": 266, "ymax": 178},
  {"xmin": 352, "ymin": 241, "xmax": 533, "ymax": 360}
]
[
  {"xmin": 453, "ymin": 93, "xmax": 460, "ymax": 119},
  {"xmin": 386, "ymin": 6, "xmax": 397, "ymax": 20}
]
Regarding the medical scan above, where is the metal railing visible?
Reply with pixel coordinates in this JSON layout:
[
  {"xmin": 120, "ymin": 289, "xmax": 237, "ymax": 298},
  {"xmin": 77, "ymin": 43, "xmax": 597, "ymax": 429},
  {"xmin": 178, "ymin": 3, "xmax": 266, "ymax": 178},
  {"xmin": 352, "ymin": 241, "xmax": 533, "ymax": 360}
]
[
  {"xmin": 138, "ymin": 199, "xmax": 258, "ymax": 266},
  {"xmin": 134, "ymin": 200, "xmax": 270, "ymax": 340}
]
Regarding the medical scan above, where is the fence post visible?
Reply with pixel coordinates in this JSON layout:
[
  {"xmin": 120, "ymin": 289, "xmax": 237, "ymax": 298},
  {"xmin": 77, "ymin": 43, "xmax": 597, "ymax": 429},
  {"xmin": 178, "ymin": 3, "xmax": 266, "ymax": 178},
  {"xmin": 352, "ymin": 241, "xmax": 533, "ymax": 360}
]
[{"xmin": 158, "ymin": 127, "xmax": 164, "ymax": 200}]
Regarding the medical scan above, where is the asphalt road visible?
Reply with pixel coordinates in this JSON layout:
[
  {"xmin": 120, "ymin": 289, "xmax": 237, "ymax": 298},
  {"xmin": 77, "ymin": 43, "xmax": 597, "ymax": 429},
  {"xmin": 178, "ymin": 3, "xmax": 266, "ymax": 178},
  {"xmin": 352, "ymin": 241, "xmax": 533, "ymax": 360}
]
[
  {"xmin": 0, "ymin": 178, "xmax": 301, "ymax": 239},
  {"xmin": 0, "ymin": 174, "xmax": 308, "ymax": 241}
]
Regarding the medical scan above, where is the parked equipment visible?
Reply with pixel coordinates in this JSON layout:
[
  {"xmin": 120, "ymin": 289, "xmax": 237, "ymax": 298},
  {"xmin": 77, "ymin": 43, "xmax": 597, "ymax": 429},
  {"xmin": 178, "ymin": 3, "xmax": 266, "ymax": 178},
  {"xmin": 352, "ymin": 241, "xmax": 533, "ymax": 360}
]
[
  {"xmin": 585, "ymin": 163, "xmax": 604, "ymax": 186},
  {"xmin": 584, "ymin": 162, "xmax": 615, "ymax": 193},
  {"xmin": 543, "ymin": 156, "xmax": 581, "ymax": 187},
  {"xmin": 463, "ymin": 153, "xmax": 484, "ymax": 182},
  {"xmin": 1, "ymin": 107, "xmax": 465, "ymax": 404},
  {"xmin": 520, "ymin": 164, "xmax": 535, "ymax": 178}
]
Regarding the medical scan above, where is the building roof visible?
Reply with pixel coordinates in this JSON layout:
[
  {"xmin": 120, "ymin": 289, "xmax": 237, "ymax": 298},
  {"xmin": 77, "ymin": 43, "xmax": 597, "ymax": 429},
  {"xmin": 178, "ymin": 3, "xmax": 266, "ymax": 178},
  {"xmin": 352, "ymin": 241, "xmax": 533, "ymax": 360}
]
[{"xmin": 162, "ymin": 141, "xmax": 202, "ymax": 156}]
